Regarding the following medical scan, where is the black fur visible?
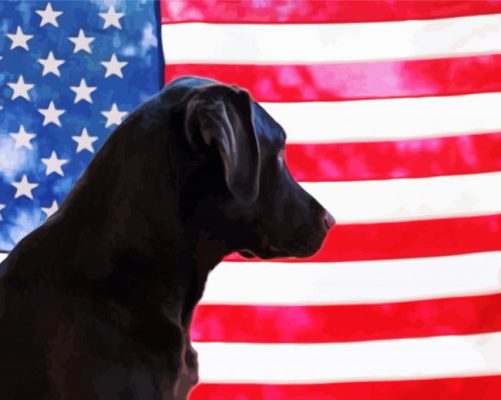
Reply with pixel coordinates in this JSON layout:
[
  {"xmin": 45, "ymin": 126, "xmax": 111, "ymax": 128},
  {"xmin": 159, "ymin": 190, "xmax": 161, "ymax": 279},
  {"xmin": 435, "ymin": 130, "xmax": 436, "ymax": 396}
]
[{"xmin": 0, "ymin": 77, "xmax": 334, "ymax": 400}]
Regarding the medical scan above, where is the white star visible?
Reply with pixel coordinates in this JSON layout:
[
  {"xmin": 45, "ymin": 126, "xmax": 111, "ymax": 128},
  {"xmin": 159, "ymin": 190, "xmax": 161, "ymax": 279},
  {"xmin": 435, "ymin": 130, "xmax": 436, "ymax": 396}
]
[
  {"xmin": 41, "ymin": 151, "xmax": 68, "ymax": 176},
  {"xmin": 101, "ymin": 53, "xmax": 128, "ymax": 78},
  {"xmin": 7, "ymin": 75, "xmax": 34, "ymax": 101},
  {"xmin": 12, "ymin": 175, "xmax": 39, "ymax": 200},
  {"xmin": 70, "ymin": 79, "xmax": 97, "ymax": 104},
  {"xmin": 41, "ymin": 200, "xmax": 59, "ymax": 219},
  {"xmin": 0, "ymin": 204, "xmax": 5, "ymax": 221},
  {"xmin": 35, "ymin": 2, "xmax": 63, "ymax": 27},
  {"xmin": 99, "ymin": 6, "xmax": 124, "ymax": 29},
  {"xmin": 102, "ymin": 103, "xmax": 127, "ymax": 128},
  {"xmin": 72, "ymin": 128, "xmax": 98, "ymax": 153},
  {"xmin": 68, "ymin": 29, "xmax": 95, "ymax": 54},
  {"xmin": 38, "ymin": 101, "xmax": 65, "ymax": 127},
  {"xmin": 6, "ymin": 26, "xmax": 34, "ymax": 50},
  {"xmin": 10, "ymin": 125, "xmax": 36, "ymax": 150},
  {"xmin": 38, "ymin": 51, "xmax": 65, "ymax": 77}
]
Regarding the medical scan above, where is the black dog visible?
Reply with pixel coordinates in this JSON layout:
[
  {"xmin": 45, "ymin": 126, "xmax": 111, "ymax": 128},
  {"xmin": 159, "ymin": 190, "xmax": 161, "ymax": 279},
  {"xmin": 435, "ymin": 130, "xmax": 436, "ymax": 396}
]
[{"xmin": 0, "ymin": 76, "xmax": 335, "ymax": 400}]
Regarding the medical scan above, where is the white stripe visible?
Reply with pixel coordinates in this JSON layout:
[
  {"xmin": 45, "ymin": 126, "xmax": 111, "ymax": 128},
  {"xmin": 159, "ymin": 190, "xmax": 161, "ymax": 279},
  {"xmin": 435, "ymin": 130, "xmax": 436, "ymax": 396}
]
[
  {"xmin": 194, "ymin": 331, "xmax": 501, "ymax": 383},
  {"xmin": 261, "ymin": 92, "xmax": 501, "ymax": 143},
  {"xmin": 0, "ymin": 253, "xmax": 5, "ymax": 263},
  {"xmin": 3, "ymin": 251, "xmax": 499, "ymax": 306},
  {"xmin": 301, "ymin": 171, "xmax": 501, "ymax": 224},
  {"xmin": 162, "ymin": 14, "xmax": 501, "ymax": 64},
  {"xmin": 201, "ymin": 252, "xmax": 501, "ymax": 305}
]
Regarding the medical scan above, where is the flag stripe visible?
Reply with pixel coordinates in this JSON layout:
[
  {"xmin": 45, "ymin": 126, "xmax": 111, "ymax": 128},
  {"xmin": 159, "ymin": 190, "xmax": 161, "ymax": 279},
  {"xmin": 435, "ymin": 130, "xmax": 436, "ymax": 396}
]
[
  {"xmin": 192, "ymin": 293, "xmax": 501, "ymax": 343},
  {"xmin": 190, "ymin": 376, "xmax": 501, "ymax": 400},
  {"xmin": 202, "ymin": 252, "xmax": 501, "ymax": 305},
  {"xmin": 165, "ymin": 54, "xmax": 501, "ymax": 102},
  {"xmin": 302, "ymin": 172, "xmax": 501, "ymax": 223},
  {"xmin": 226, "ymin": 214, "xmax": 501, "ymax": 262},
  {"xmin": 161, "ymin": 0, "xmax": 501, "ymax": 24},
  {"xmin": 162, "ymin": 14, "xmax": 501, "ymax": 64},
  {"xmin": 285, "ymin": 132, "xmax": 501, "ymax": 182},
  {"xmin": 193, "ymin": 332, "xmax": 501, "ymax": 383},
  {"xmin": 260, "ymin": 92, "xmax": 501, "ymax": 143}
]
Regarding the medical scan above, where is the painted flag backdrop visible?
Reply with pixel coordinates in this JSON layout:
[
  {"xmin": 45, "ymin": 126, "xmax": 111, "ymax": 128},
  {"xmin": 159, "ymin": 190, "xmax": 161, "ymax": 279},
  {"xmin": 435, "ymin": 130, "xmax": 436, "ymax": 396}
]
[{"xmin": 2, "ymin": 0, "xmax": 501, "ymax": 399}]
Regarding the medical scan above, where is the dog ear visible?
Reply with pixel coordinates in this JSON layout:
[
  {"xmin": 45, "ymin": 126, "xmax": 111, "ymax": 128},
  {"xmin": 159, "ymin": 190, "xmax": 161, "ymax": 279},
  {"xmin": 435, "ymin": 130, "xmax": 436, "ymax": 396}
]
[{"xmin": 185, "ymin": 85, "xmax": 260, "ymax": 202}]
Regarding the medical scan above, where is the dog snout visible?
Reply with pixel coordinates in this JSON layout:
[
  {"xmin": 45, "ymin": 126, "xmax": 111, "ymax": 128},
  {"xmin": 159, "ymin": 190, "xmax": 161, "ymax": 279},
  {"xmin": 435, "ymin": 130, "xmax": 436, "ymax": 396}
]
[{"xmin": 322, "ymin": 210, "xmax": 336, "ymax": 231}]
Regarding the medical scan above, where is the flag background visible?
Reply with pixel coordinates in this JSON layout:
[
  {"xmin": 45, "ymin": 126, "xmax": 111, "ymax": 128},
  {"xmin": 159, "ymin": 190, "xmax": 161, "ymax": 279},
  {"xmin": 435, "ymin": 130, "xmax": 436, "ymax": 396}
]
[
  {"xmin": 161, "ymin": 1, "xmax": 501, "ymax": 398},
  {"xmin": 2, "ymin": 1, "xmax": 501, "ymax": 399}
]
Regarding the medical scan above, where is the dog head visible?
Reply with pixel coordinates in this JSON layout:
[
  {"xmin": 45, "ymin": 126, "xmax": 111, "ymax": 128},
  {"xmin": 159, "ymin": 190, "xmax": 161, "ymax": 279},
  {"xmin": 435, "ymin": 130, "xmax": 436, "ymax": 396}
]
[{"xmin": 163, "ymin": 76, "xmax": 335, "ymax": 259}]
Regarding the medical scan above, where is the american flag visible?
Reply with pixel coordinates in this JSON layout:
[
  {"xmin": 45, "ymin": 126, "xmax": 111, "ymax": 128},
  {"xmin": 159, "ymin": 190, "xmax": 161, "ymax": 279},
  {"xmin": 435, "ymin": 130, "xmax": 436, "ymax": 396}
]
[{"xmin": 2, "ymin": 0, "xmax": 501, "ymax": 399}]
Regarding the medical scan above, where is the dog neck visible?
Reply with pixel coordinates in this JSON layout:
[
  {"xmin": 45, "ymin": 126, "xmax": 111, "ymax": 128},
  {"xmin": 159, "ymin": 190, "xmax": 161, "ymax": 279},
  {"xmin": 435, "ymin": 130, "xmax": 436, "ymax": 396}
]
[{"xmin": 59, "ymin": 184, "xmax": 226, "ymax": 330}]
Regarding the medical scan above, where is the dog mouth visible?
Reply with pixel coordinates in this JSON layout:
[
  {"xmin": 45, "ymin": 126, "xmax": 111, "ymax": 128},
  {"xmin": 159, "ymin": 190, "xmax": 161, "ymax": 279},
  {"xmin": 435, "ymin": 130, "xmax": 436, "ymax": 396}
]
[
  {"xmin": 238, "ymin": 227, "xmax": 330, "ymax": 260},
  {"xmin": 239, "ymin": 249, "xmax": 259, "ymax": 258},
  {"xmin": 239, "ymin": 245, "xmax": 285, "ymax": 259},
  {"xmin": 239, "ymin": 241, "xmax": 322, "ymax": 260}
]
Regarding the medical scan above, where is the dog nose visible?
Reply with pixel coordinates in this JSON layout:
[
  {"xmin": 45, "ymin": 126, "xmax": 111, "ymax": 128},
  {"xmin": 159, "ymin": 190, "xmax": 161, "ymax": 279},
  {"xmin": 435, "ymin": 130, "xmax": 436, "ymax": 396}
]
[{"xmin": 323, "ymin": 211, "xmax": 336, "ymax": 231}]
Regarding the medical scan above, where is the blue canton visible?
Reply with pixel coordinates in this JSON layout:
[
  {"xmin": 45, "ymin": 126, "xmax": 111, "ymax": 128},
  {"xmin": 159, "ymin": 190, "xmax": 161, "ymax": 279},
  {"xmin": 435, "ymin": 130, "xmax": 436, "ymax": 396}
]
[{"xmin": 0, "ymin": 0, "xmax": 164, "ymax": 251}]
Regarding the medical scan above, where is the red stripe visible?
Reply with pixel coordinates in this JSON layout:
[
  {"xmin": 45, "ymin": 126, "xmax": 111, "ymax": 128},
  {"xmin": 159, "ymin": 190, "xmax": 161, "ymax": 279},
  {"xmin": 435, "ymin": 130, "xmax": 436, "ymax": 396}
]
[
  {"xmin": 162, "ymin": 1, "xmax": 501, "ymax": 24},
  {"xmin": 190, "ymin": 376, "xmax": 501, "ymax": 400},
  {"xmin": 164, "ymin": 55, "xmax": 501, "ymax": 102},
  {"xmin": 225, "ymin": 214, "xmax": 501, "ymax": 262},
  {"xmin": 192, "ymin": 294, "xmax": 501, "ymax": 343},
  {"xmin": 285, "ymin": 132, "xmax": 501, "ymax": 182}
]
